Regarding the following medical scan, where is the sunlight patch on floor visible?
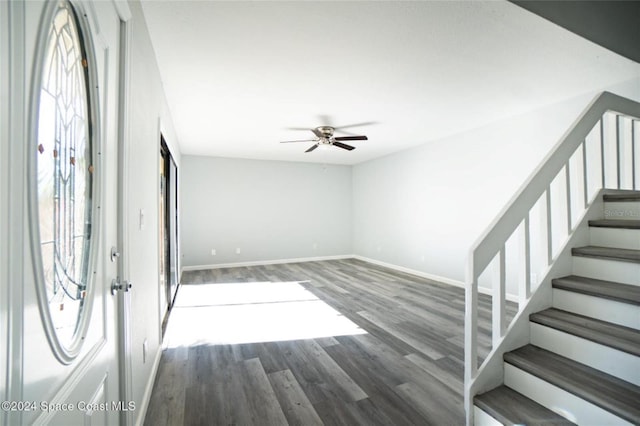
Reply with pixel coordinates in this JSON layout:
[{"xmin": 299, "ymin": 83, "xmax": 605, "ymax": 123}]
[{"xmin": 164, "ymin": 281, "xmax": 366, "ymax": 348}]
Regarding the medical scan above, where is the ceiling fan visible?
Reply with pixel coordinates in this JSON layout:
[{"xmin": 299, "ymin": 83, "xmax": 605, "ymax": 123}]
[{"xmin": 280, "ymin": 125, "xmax": 369, "ymax": 153}]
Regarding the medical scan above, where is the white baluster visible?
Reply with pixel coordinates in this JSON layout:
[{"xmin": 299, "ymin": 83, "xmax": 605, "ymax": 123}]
[
  {"xmin": 616, "ymin": 115, "xmax": 622, "ymax": 189},
  {"xmin": 492, "ymin": 247, "xmax": 506, "ymax": 347},
  {"xmin": 600, "ymin": 118, "xmax": 606, "ymax": 188},
  {"xmin": 633, "ymin": 120, "xmax": 637, "ymax": 190},
  {"xmin": 565, "ymin": 162, "xmax": 572, "ymax": 232},
  {"xmin": 545, "ymin": 188, "xmax": 553, "ymax": 265},
  {"xmin": 518, "ymin": 216, "xmax": 531, "ymax": 306},
  {"xmin": 582, "ymin": 139, "xmax": 589, "ymax": 206},
  {"xmin": 464, "ymin": 277, "xmax": 478, "ymax": 382}
]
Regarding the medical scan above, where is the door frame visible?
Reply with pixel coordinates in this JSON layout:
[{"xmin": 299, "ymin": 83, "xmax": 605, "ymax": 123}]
[
  {"xmin": 2, "ymin": 2, "xmax": 26, "ymax": 425},
  {"xmin": 3, "ymin": 0, "xmax": 134, "ymax": 424},
  {"xmin": 159, "ymin": 134, "xmax": 179, "ymax": 333},
  {"xmin": 114, "ymin": 2, "xmax": 134, "ymax": 425},
  {"xmin": 0, "ymin": 0, "xmax": 7, "ymax": 417}
]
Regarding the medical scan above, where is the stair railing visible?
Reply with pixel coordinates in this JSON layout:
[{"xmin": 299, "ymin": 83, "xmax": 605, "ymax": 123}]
[{"xmin": 464, "ymin": 92, "xmax": 640, "ymax": 424}]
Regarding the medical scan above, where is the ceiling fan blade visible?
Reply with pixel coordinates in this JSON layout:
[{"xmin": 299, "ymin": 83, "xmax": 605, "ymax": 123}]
[
  {"xmin": 280, "ymin": 139, "xmax": 317, "ymax": 143},
  {"xmin": 286, "ymin": 127, "xmax": 324, "ymax": 138},
  {"xmin": 334, "ymin": 135, "xmax": 368, "ymax": 141},
  {"xmin": 331, "ymin": 128, "xmax": 363, "ymax": 137},
  {"xmin": 305, "ymin": 144, "xmax": 319, "ymax": 153},
  {"xmin": 332, "ymin": 141, "xmax": 355, "ymax": 151},
  {"xmin": 333, "ymin": 121, "xmax": 377, "ymax": 130}
]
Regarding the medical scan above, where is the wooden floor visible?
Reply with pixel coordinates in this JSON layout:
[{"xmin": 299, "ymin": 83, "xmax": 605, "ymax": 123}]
[{"xmin": 144, "ymin": 259, "xmax": 512, "ymax": 426}]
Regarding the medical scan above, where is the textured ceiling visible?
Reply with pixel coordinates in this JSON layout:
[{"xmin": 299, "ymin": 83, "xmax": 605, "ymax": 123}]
[{"xmin": 140, "ymin": 1, "xmax": 639, "ymax": 165}]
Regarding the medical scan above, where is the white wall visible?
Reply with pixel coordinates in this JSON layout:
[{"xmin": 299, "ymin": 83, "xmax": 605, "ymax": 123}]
[
  {"xmin": 126, "ymin": 2, "xmax": 181, "ymax": 423},
  {"xmin": 180, "ymin": 156, "xmax": 352, "ymax": 268},
  {"xmin": 352, "ymin": 82, "xmax": 640, "ymax": 285}
]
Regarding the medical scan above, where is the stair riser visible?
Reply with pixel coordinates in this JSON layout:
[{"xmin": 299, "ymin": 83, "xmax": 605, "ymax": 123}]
[
  {"xmin": 504, "ymin": 364, "xmax": 633, "ymax": 426},
  {"xmin": 473, "ymin": 406, "xmax": 503, "ymax": 426},
  {"xmin": 604, "ymin": 201, "xmax": 640, "ymax": 221},
  {"xmin": 553, "ymin": 289, "xmax": 640, "ymax": 330},
  {"xmin": 572, "ymin": 257, "xmax": 640, "ymax": 286},
  {"xmin": 590, "ymin": 227, "xmax": 640, "ymax": 250},
  {"xmin": 530, "ymin": 323, "xmax": 640, "ymax": 386}
]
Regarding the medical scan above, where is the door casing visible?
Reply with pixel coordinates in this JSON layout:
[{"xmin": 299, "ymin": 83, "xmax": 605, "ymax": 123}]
[{"xmin": 4, "ymin": 1, "xmax": 133, "ymax": 424}]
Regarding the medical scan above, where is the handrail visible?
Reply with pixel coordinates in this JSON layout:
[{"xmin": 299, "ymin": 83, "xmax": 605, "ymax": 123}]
[{"xmin": 464, "ymin": 91, "xmax": 640, "ymax": 425}]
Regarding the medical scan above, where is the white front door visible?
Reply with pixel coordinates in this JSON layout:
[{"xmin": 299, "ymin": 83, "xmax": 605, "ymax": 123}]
[{"xmin": 3, "ymin": 1, "xmax": 128, "ymax": 424}]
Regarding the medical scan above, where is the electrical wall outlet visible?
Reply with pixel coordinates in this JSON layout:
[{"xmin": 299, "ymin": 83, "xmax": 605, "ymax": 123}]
[
  {"xmin": 236, "ymin": 248, "xmax": 241, "ymax": 255},
  {"xmin": 211, "ymin": 249, "xmax": 216, "ymax": 256}
]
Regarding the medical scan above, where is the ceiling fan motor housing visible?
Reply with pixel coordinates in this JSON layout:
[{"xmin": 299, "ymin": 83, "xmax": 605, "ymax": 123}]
[
  {"xmin": 316, "ymin": 126, "xmax": 334, "ymax": 138},
  {"xmin": 315, "ymin": 126, "xmax": 334, "ymax": 145}
]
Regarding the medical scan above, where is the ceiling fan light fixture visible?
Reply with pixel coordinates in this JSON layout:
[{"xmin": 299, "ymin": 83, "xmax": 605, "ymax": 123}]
[{"xmin": 280, "ymin": 123, "xmax": 369, "ymax": 153}]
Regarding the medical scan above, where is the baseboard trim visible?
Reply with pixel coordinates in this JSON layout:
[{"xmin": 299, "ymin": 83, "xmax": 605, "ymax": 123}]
[
  {"xmin": 181, "ymin": 254, "xmax": 519, "ymax": 302},
  {"xmin": 352, "ymin": 255, "xmax": 519, "ymax": 302},
  {"xmin": 135, "ymin": 345, "xmax": 163, "ymax": 426},
  {"xmin": 180, "ymin": 254, "xmax": 353, "ymax": 274},
  {"xmin": 352, "ymin": 255, "xmax": 465, "ymax": 287}
]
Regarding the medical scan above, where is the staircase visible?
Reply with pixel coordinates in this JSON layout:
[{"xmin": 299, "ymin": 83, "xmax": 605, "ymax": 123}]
[{"xmin": 473, "ymin": 192, "xmax": 640, "ymax": 425}]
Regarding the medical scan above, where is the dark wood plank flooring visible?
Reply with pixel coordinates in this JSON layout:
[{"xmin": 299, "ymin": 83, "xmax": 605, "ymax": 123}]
[{"xmin": 144, "ymin": 258, "xmax": 515, "ymax": 425}]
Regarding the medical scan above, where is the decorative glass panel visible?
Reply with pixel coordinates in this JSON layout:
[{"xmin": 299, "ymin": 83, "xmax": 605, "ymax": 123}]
[{"xmin": 36, "ymin": 1, "xmax": 93, "ymax": 351}]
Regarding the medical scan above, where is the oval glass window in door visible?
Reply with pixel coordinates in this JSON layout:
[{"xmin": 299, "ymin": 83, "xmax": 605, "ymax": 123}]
[{"xmin": 34, "ymin": 0, "xmax": 96, "ymax": 361}]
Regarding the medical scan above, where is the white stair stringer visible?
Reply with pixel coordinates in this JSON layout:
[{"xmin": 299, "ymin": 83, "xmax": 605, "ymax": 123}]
[
  {"xmin": 503, "ymin": 364, "xmax": 633, "ymax": 426},
  {"xmin": 552, "ymin": 288, "xmax": 639, "ymax": 330},
  {"xmin": 530, "ymin": 322, "xmax": 640, "ymax": 386}
]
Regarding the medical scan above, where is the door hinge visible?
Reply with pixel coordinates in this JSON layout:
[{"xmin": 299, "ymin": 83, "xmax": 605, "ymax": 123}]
[
  {"xmin": 111, "ymin": 277, "xmax": 132, "ymax": 295},
  {"xmin": 110, "ymin": 246, "xmax": 120, "ymax": 262}
]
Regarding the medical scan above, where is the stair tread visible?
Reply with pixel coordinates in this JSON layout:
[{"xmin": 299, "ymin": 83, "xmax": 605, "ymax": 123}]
[
  {"xmin": 475, "ymin": 385, "xmax": 575, "ymax": 425},
  {"xmin": 504, "ymin": 345, "xmax": 640, "ymax": 424},
  {"xmin": 552, "ymin": 275, "xmax": 640, "ymax": 306},
  {"xmin": 530, "ymin": 308, "xmax": 640, "ymax": 356},
  {"xmin": 604, "ymin": 192, "xmax": 640, "ymax": 202},
  {"xmin": 571, "ymin": 245, "xmax": 640, "ymax": 263},
  {"xmin": 589, "ymin": 219, "xmax": 640, "ymax": 229}
]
